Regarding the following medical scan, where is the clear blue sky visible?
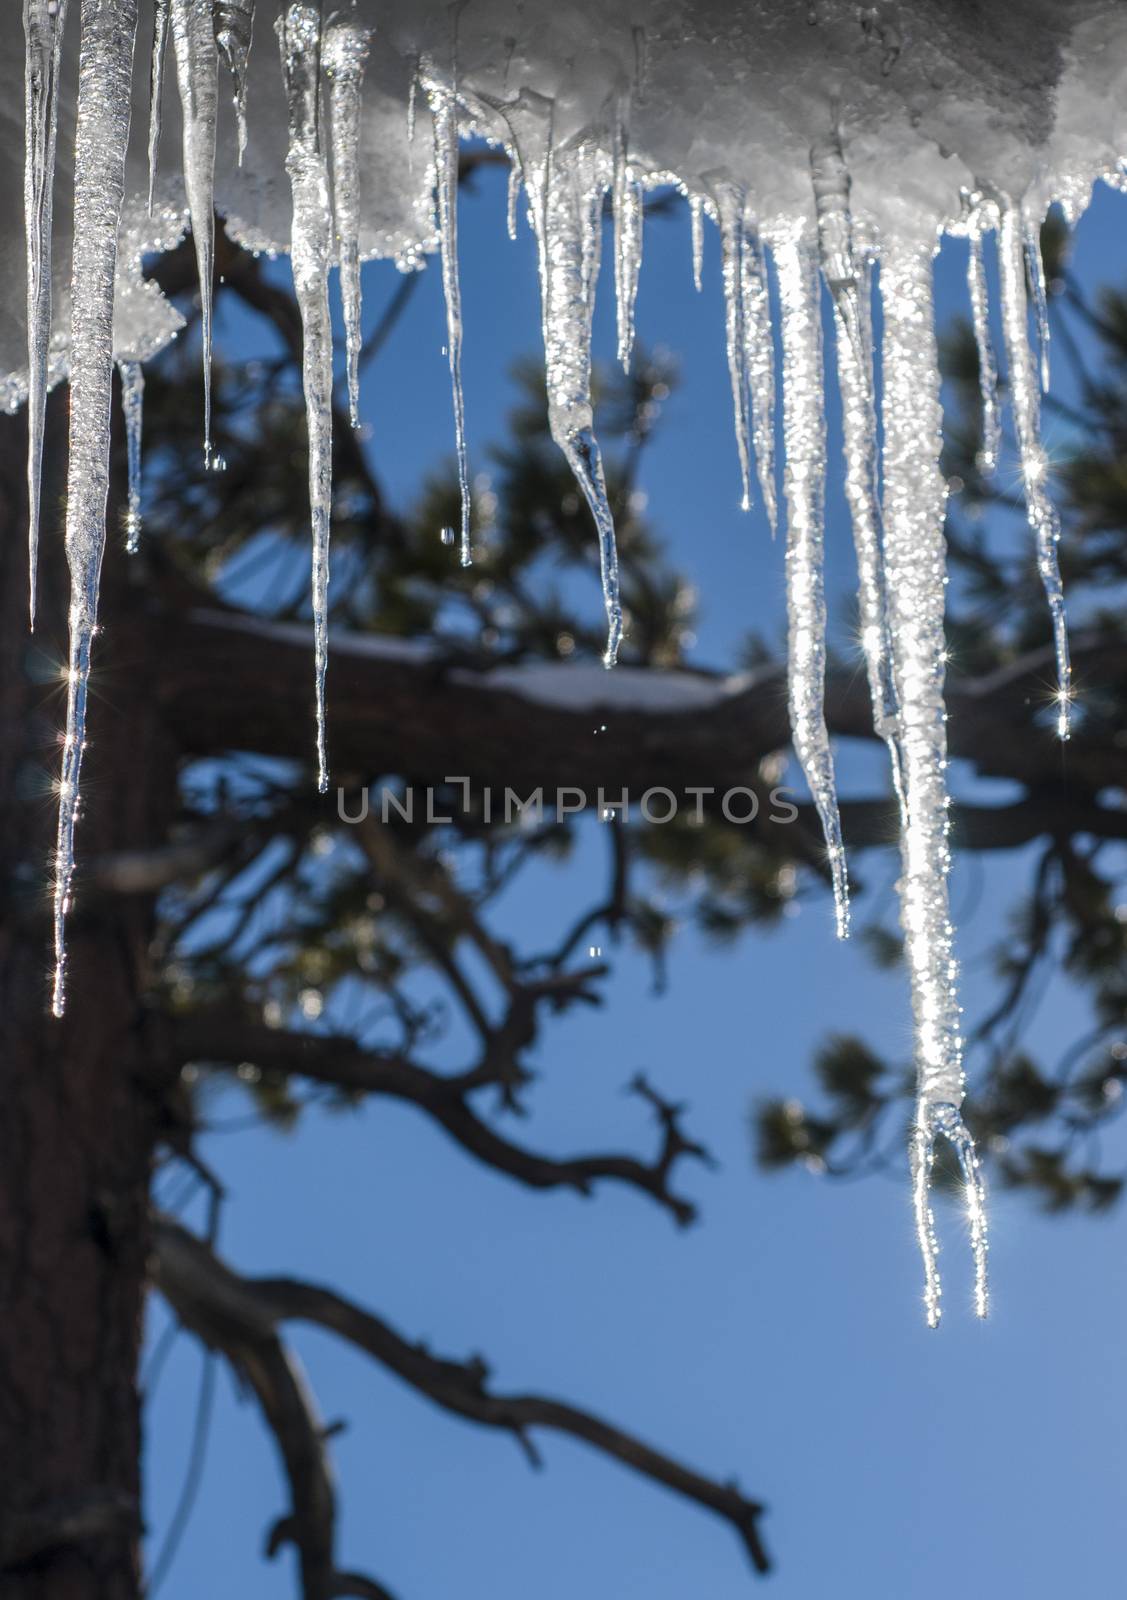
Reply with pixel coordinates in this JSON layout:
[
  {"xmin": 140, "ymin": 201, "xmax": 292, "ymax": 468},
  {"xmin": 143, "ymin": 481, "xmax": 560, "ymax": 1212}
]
[{"xmin": 144, "ymin": 166, "xmax": 1127, "ymax": 1598}]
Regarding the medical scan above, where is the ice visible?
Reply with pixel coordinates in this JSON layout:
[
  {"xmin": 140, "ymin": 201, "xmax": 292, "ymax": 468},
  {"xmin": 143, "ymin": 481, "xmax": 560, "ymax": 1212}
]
[
  {"xmin": 810, "ymin": 132, "xmax": 902, "ymax": 793},
  {"xmin": 170, "ymin": 0, "xmax": 219, "ymax": 469},
  {"xmin": 118, "ymin": 358, "xmax": 145, "ymax": 552},
  {"xmin": 146, "ymin": 0, "xmax": 169, "ymax": 214},
  {"xmin": 997, "ymin": 198, "xmax": 1072, "ymax": 736},
  {"xmin": 23, "ymin": 0, "xmax": 69, "ymax": 629},
  {"xmin": 713, "ymin": 183, "xmax": 753, "ymax": 512},
  {"xmin": 776, "ymin": 231, "xmax": 848, "ymax": 938},
  {"xmin": 324, "ymin": 17, "xmax": 372, "ymax": 430},
  {"xmin": 505, "ymin": 94, "xmax": 622, "ymax": 665},
  {"xmin": 966, "ymin": 200, "xmax": 1001, "ymax": 477},
  {"xmin": 613, "ymin": 100, "xmax": 643, "ymax": 371},
  {"xmin": 424, "ymin": 74, "xmax": 472, "ymax": 568},
  {"xmin": 53, "ymin": 0, "xmax": 139, "ymax": 1017},
  {"xmin": 1024, "ymin": 214, "xmax": 1051, "ymax": 392},
  {"xmin": 880, "ymin": 241, "xmax": 988, "ymax": 1327},
  {"xmin": 213, "ymin": 0, "xmax": 256, "ymax": 165},
  {"xmin": 278, "ymin": 3, "xmax": 336, "ymax": 792},
  {"xmin": 740, "ymin": 212, "xmax": 776, "ymax": 533},
  {"xmin": 506, "ymin": 149, "xmax": 521, "ymax": 241},
  {"xmin": 689, "ymin": 192, "xmax": 704, "ymax": 293}
]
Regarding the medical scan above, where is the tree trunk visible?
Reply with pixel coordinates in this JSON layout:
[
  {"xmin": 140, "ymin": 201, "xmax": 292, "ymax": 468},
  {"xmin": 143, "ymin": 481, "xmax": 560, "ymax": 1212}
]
[{"xmin": 0, "ymin": 396, "xmax": 171, "ymax": 1599}]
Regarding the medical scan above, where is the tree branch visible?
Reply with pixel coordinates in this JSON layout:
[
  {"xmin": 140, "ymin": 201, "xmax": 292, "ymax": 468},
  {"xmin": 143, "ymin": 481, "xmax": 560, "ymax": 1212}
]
[
  {"xmin": 170, "ymin": 1008, "xmax": 710, "ymax": 1225},
  {"xmin": 154, "ymin": 610, "xmax": 1126, "ymax": 816},
  {"xmin": 153, "ymin": 1218, "xmax": 770, "ymax": 1582}
]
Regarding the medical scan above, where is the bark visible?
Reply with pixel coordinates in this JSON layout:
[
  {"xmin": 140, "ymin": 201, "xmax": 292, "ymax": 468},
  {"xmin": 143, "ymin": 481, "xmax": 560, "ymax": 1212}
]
[{"xmin": 0, "ymin": 400, "xmax": 171, "ymax": 1599}]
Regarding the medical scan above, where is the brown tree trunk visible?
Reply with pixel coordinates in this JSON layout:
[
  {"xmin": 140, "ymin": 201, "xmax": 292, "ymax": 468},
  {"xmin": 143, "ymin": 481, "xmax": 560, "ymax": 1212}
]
[{"xmin": 0, "ymin": 396, "xmax": 172, "ymax": 1598}]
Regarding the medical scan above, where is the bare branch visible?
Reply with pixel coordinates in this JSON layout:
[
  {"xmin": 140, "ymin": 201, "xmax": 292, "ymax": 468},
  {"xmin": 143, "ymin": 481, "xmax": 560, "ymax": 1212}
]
[
  {"xmin": 170, "ymin": 1009, "xmax": 708, "ymax": 1225},
  {"xmin": 153, "ymin": 1219, "xmax": 770, "ymax": 1581}
]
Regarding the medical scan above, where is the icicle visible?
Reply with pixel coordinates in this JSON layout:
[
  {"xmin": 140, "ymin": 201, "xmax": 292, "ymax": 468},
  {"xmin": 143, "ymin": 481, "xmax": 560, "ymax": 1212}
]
[
  {"xmin": 213, "ymin": 0, "xmax": 256, "ymax": 165},
  {"xmin": 998, "ymin": 198, "xmax": 1071, "ymax": 736},
  {"xmin": 424, "ymin": 73, "xmax": 472, "ymax": 568},
  {"xmin": 324, "ymin": 17, "xmax": 372, "ymax": 430},
  {"xmin": 278, "ymin": 4, "xmax": 336, "ymax": 793},
  {"xmin": 147, "ymin": 0, "xmax": 169, "ymax": 214},
  {"xmin": 1024, "ymin": 213, "xmax": 1051, "ymax": 391},
  {"xmin": 740, "ymin": 214, "xmax": 777, "ymax": 533},
  {"xmin": 880, "ymin": 241, "xmax": 988, "ymax": 1328},
  {"xmin": 23, "ymin": 0, "xmax": 69, "ymax": 630},
  {"xmin": 507, "ymin": 95, "xmax": 621, "ymax": 666},
  {"xmin": 612, "ymin": 99, "xmax": 643, "ymax": 371},
  {"xmin": 506, "ymin": 150, "xmax": 521, "ymax": 241},
  {"xmin": 689, "ymin": 192, "xmax": 704, "ymax": 293},
  {"xmin": 54, "ymin": 0, "xmax": 139, "ymax": 1018},
  {"xmin": 406, "ymin": 64, "xmax": 417, "ymax": 145},
  {"xmin": 170, "ymin": 0, "xmax": 219, "ymax": 470},
  {"xmin": 713, "ymin": 183, "xmax": 752, "ymax": 512},
  {"xmin": 810, "ymin": 131, "xmax": 903, "ymax": 794},
  {"xmin": 966, "ymin": 205, "xmax": 1001, "ymax": 476},
  {"xmin": 776, "ymin": 231, "xmax": 848, "ymax": 937},
  {"xmin": 118, "ymin": 359, "xmax": 145, "ymax": 553}
]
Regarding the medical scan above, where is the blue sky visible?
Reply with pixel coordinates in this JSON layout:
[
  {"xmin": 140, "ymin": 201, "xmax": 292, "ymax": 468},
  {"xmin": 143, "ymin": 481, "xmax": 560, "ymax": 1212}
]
[{"xmin": 143, "ymin": 166, "xmax": 1127, "ymax": 1598}]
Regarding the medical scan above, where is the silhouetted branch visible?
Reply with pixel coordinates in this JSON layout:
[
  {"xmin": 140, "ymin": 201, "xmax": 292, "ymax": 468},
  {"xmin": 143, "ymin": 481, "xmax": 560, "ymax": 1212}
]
[{"xmin": 153, "ymin": 1218, "xmax": 770, "ymax": 1584}]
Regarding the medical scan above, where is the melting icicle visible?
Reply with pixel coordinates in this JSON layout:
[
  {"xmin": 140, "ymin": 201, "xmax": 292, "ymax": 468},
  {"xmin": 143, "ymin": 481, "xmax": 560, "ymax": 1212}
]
[
  {"xmin": 278, "ymin": 3, "xmax": 336, "ymax": 793},
  {"xmin": 506, "ymin": 95, "xmax": 621, "ymax": 665},
  {"xmin": 1024, "ymin": 213, "xmax": 1051, "ymax": 392},
  {"xmin": 506, "ymin": 152, "xmax": 521, "ymax": 241},
  {"xmin": 406, "ymin": 64, "xmax": 417, "ymax": 145},
  {"xmin": 740, "ymin": 213, "xmax": 776, "ymax": 533},
  {"xmin": 776, "ymin": 231, "xmax": 848, "ymax": 937},
  {"xmin": 23, "ymin": 0, "xmax": 69, "ymax": 630},
  {"xmin": 612, "ymin": 100, "xmax": 643, "ymax": 371},
  {"xmin": 214, "ymin": 0, "xmax": 256, "ymax": 165},
  {"xmin": 147, "ymin": 0, "xmax": 169, "ymax": 214},
  {"xmin": 689, "ymin": 192, "xmax": 704, "ymax": 293},
  {"xmin": 998, "ymin": 199, "xmax": 1071, "ymax": 736},
  {"xmin": 712, "ymin": 181, "xmax": 775, "ymax": 524},
  {"xmin": 713, "ymin": 183, "xmax": 752, "ymax": 512},
  {"xmin": 424, "ymin": 73, "xmax": 472, "ymax": 567},
  {"xmin": 324, "ymin": 17, "xmax": 372, "ymax": 430},
  {"xmin": 966, "ymin": 204, "xmax": 1001, "ymax": 476},
  {"xmin": 810, "ymin": 131, "xmax": 902, "ymax": 792},
  {"xmin": 54, "ymin": 0, "xmax": 139, "ymax": 1017},
  {"xmin": 170, "ymin": 0, "xmax": 219, "ymax": 470},
  {"xmin": 880, "ymin": 241, "xmax": 988, "ymax": 1327},
  {"xmin": 118, "ymin": 359, "xmax": 145, "ymax": 553}
]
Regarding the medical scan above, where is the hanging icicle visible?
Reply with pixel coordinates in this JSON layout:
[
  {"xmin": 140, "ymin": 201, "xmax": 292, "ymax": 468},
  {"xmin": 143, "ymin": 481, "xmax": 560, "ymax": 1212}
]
[
  {"xmin": 324, "ymin": 15, "xmax": 372, "ymax": 430},
  {"xmin": 810, "ymin": 130, "xmax": 903, "ymax": 802},
  {"xmin": 278, "ymin": 3, "xmax": 336, "ymax": 793},
  {"xmin": 506, "ymin": 150, "xmax": 522, "ymax": 241},
  {"xmin": 612, "ymin": 96, "xmax": 643, "ymax": 371},
  {"xmin": 689, "ymin": 192, "xmax": 704, "ymax": 293},
  {"xmin": 776, "ymin": 229, "xmax": 848, "ymax": 938},
  {"xmin": 997, "ymin": 197, "xmax": 1072, "ymax": 737},
  {"xmin": 504, "ymin": 93, "xmax": 622, "ymax": 666},
  {"xmin": 118, "ymin": 358, "xmax": 145, "ymax": 553},
  {"xmin": 170, "ymin": 0, "xmax": 220, "ymax": 470},
  {"xmin": 214, "ymin": 0, "xmax": 256, "ymax": 165},
  {"xmin": 1024, "ymin": 212, "xmax": 1051, "ymax": 392},
  {"xmin": 713, "ymin": 182, "xmax": 753, "ymax": 513},
  {"xmin": 23, "ymin": 0, "xmax": 69, "ymax": 630},
  {"xmin": 966, "ymin": 200, "xmax": 1002, "ymax": 477},
  {"xmin": 880, "ymin": 240, "xmax": 988, "ymax": 1328},
  {"xmin": 147, "ymin": 0, "xmax": 169, "ymax": 214},
  {"xmin": 423, "ymin": 71, "xmax": 472, "ymax": 567},
  {"xmin": 740, "ymin": 211, "xmax": 777, "ymax": 533},
  {"xmin": 53, "ymin": 0, "xmax": 139, "ymax": 1018}
]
